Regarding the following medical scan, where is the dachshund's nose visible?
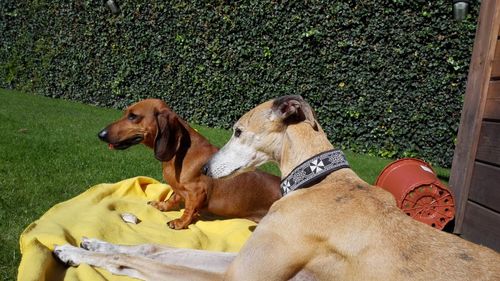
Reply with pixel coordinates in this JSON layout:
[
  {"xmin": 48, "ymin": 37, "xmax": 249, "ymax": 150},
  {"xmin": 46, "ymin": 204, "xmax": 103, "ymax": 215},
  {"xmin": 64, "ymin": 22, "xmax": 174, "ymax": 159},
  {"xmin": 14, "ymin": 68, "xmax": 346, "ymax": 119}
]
[
  {"xmin": 98, "ymin": 129, "xmax": 109, "ymax": 141},
  {"xmin": 201, "ymin": 164, "xmax": 210, "ymax": 176}
]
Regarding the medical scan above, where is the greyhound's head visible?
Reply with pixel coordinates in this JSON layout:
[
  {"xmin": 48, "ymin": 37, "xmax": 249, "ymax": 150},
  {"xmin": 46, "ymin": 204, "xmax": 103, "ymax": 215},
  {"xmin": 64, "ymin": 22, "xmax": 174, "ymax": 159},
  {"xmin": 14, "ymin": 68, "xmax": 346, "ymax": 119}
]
[{"xmin": 202, "ymin": 95, "xmax": 321, "ymax": 179}]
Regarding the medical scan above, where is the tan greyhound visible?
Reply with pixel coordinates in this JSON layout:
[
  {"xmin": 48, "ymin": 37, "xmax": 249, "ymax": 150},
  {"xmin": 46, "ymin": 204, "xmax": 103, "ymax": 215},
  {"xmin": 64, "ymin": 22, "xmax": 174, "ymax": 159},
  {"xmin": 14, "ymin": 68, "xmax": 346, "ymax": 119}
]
[{"xmin": 54, "ymin": 95, "xmax": 500, "ymax": 280}]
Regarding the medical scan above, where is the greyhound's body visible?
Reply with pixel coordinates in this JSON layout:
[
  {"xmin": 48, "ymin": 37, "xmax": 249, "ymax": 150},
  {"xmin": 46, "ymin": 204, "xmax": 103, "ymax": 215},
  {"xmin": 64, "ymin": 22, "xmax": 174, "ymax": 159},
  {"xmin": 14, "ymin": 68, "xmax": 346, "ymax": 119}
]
[{"xmin": 55, "ymin": 95, "xmax": 500, "ymax": 280}]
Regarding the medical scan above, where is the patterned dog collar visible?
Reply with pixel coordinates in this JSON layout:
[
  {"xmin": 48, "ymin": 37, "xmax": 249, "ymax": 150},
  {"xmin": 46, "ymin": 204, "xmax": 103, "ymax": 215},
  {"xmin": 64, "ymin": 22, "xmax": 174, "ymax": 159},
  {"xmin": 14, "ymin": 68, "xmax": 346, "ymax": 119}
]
[{"xmin": 280, "ymin": 149, "xmax": 350, "ymax": 196}]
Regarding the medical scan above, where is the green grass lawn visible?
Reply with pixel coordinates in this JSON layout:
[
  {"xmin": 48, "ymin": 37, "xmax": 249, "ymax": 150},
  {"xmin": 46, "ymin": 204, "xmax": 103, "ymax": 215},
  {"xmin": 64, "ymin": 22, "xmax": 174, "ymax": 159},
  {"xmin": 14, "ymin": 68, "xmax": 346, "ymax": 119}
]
[{"xmin": 0, "ymin": 89, "xmax": 449, "ymax": 280}]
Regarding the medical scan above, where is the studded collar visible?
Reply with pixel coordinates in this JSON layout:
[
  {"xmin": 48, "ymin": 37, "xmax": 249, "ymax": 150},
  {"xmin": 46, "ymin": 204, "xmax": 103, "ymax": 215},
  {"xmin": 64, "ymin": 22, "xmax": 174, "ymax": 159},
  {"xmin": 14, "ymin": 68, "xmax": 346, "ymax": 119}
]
[{"xmin": 280, "ymin": 149, "xmax": 350, "ymax": 196}]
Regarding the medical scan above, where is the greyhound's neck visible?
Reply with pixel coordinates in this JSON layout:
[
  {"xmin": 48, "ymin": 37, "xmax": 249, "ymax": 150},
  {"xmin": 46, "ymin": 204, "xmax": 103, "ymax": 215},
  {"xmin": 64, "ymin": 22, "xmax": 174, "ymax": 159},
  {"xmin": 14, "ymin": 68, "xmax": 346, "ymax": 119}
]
[{"xmin": 279, "ymin": 123, "xmax": 334, "ymax": 178}]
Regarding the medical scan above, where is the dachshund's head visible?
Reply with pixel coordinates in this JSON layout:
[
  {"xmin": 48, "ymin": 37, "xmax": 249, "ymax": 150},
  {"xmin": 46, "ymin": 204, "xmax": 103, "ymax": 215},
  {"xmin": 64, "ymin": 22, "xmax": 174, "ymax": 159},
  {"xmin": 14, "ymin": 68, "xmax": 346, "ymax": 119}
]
[{"xmin": 98, "ymin": 99, "xmax": 186, "ymax": 162}]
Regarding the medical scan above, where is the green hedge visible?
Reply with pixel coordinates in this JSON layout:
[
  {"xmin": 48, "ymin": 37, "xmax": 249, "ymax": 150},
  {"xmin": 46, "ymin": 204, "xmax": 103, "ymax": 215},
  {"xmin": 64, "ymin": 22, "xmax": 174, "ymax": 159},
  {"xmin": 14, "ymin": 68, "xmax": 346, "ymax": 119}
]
[{"xmin": 0, "ymin": 0, "xmax": 479, "ymax": 167}]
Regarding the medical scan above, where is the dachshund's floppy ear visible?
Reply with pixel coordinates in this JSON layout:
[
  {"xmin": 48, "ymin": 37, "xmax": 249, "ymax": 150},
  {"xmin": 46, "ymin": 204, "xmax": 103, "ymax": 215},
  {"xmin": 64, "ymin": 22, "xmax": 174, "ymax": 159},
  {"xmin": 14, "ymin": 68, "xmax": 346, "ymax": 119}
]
[
  {"xmin": 154, "ymin": 109, "xmax": 182, "ymax": 161},
  {"xmin": 271, "ymin": 95, "xmax": 318, "ymax": 130}
]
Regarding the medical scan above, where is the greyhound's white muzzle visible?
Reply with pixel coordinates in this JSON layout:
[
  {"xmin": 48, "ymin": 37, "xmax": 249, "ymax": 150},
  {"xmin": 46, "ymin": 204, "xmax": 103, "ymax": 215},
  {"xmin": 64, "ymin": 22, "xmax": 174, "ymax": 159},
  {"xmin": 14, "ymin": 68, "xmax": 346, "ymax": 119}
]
[{"xmin": 203, "ymin": 137, "xmax": 270, "ymax": 179}]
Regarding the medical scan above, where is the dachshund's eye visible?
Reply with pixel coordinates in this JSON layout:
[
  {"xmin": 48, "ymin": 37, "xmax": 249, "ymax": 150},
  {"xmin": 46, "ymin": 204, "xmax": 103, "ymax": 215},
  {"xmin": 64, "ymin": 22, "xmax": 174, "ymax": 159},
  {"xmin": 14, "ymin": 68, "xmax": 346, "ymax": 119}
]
[
  {"xmin": 128, "ymin": 113, "xmax": 138, "ymax": 121},
  {"xmin": 234, "ymin": 128, "xmax": 242, "ymax": 138}
]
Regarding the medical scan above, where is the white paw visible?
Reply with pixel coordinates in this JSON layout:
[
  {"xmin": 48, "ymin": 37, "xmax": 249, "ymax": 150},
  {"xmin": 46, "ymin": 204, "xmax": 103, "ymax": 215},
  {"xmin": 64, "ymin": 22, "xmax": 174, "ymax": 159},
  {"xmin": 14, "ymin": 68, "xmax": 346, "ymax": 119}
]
[
  {"xmin": 53, "ymin": 244, "xmax": 85, "ymax": 266},
  {"xmin": 80, "ymin": 237, "xmax": 115, "ymax": 253}
]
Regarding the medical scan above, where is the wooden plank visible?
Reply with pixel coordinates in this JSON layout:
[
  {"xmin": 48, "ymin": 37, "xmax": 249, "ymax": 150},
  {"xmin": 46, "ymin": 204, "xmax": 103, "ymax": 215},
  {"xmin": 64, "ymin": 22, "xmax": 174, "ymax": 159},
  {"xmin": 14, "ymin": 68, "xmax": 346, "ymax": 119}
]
[
  {"xmin": 450, "ymin": 0, "xmax": 500, "ymax": 233},
  {"xmin": 484, "ymin": 81, "xmax": 500, "ymax": 120},
  {"xmin": 487, "ymin": 81, "xmax": 500, "ymax": 99},
  {"xmin": 469, "ymin": 162, "xmax": 500, "ymax": 212},
  {"xmin": 492, "ymin": 40, "xmax": 500, "ymax": 77},
  {"xmin": 476, "ymin": 121, "xmax": 500, "ymax": 165},
  {"xmin": 495, "ymin": 40, "xmax": 500, "ymax": 59},
  {"xmin": 461, "ymin": 201, "xmax": 500, "ymax": 252},
  {"xmin": 492, "ymin": 60, "xmax": 500, "ymax": 78}
]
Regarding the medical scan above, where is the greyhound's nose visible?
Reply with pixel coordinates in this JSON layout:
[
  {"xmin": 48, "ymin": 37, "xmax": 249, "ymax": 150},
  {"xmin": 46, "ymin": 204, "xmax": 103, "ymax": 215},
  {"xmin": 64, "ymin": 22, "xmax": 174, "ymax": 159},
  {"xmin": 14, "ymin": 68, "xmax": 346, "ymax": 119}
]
[
  {"xmin": 201, "ymin": 164, "xmax": 210, "ymax": 176},
  {"xmin": 98, "ymin": 129, "xmax": 109, "ymax": 141}
]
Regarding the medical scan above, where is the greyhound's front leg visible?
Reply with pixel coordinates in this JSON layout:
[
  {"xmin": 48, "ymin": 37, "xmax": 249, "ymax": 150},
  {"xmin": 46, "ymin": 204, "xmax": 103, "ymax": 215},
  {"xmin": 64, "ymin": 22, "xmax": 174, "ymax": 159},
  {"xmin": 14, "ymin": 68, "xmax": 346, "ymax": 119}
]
[
  {"xmin": 80, "ymin": 237, "xmax": 236, "ymax": 273},
  {"xmin": 55, "ymin": 239, "xmax": 315, "ymax": 281},
  {"xmin": 54, "ymin": 243, "xmax": 229, "ymax": 281},
  {"xmin": 54, "ymin": 244, "xmax": 155, "ymax": 280},
  {"xmin": 80, "ymin": 237, "xmax": 168, "ymax": 256}
]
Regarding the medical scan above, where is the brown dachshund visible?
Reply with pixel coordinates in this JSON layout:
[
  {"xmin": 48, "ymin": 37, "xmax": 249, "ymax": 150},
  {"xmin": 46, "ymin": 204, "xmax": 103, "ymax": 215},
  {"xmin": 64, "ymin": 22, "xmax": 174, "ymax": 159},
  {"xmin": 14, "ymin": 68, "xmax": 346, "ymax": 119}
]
[{"xmin": 97, "ymin": 99, "xmax": 281, "ymax": 229}]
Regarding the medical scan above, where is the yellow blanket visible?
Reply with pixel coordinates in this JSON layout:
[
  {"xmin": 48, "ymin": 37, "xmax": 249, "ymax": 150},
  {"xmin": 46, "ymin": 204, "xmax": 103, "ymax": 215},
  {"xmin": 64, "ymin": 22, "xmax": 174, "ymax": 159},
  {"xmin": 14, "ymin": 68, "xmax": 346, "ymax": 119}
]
[{"xmin": 18, "ymin": 177, "xmax": 255, "ymax": 281}]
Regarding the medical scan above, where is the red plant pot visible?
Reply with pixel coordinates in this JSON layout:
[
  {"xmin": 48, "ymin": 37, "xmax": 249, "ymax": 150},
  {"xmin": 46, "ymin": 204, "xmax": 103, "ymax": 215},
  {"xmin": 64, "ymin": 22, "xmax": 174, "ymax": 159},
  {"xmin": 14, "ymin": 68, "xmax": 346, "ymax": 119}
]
[{"xmin": 375, "ymin": 158, "xmax": 455, "ymax": 230}]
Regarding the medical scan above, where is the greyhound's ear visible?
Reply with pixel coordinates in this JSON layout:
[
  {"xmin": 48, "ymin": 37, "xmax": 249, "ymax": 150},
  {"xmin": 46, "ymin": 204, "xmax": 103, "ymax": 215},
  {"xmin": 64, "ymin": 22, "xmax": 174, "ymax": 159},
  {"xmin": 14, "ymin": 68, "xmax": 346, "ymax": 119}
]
[
  {"xmin": 271, "ymin": 95, "xmax": 318, "ymax": 130},
  {"xmin": 154, "ymin": 109, "xmax": 181, "ymax": 162}
]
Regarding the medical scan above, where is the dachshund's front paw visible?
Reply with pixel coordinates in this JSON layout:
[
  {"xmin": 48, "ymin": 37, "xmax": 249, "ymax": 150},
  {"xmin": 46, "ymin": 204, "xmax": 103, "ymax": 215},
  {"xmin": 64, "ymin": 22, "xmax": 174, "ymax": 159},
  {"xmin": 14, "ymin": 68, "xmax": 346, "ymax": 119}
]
[
  {"xmin": 148, "ymin": 200, "xmax": 170, "ymax": 211},
  {"xmin": 167, "ymin": 218, "xmax": 189, "ymax": 230},
  {"xmin": 53, "ymin": 244, "xmax": 85, "ymax": 266}
]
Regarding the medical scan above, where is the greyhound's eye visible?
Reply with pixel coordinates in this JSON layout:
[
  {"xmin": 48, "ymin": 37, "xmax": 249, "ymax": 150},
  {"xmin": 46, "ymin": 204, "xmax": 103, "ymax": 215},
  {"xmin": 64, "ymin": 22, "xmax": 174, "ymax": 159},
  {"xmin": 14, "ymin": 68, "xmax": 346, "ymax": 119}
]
[
  {"xmin": 234, "ymin": 128, "xmax": 242, "ymax": 138},
  {"xmin": 128, "ymin": 113, "xmax": 138, "ymax": 121}
]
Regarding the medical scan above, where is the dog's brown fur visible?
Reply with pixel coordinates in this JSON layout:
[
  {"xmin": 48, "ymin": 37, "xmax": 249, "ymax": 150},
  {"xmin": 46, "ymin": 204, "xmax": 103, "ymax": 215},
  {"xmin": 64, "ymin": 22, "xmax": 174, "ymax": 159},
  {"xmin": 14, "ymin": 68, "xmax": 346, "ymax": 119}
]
[
  {"xmin": 98, "ymin": 99, "xmax": 281, "ymax": 229},
  {"xmin": 202, "ymin": 95, "xmax": 500, "ymax": 280}
]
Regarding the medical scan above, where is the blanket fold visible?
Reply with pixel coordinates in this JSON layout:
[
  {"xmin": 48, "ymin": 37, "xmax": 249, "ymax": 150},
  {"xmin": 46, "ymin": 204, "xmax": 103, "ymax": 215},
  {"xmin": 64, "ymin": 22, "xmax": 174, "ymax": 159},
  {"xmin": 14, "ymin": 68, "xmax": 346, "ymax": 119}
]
[{"xmin": 18, "ymin": 177, "xmax": 254, "ymax": 281}]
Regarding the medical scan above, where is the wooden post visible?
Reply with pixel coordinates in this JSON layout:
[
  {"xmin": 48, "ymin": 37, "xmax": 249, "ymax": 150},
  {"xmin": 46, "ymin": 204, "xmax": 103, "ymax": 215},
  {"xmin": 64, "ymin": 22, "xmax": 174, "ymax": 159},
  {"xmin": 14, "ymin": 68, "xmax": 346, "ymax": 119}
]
[{"xmin": 449, "ymin": 0, "xmax": 500, "ymax": 234}]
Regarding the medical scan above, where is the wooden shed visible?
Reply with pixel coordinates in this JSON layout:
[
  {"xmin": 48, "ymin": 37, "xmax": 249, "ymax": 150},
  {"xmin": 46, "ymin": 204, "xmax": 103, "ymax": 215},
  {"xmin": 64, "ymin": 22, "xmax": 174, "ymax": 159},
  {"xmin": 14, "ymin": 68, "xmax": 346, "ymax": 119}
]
[{"xmin": 449, "ymin": 0, "xmax": 500, "ymax": 252}]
